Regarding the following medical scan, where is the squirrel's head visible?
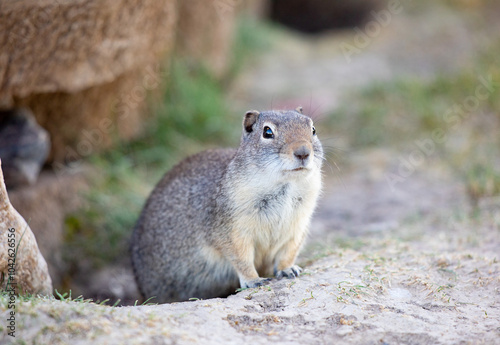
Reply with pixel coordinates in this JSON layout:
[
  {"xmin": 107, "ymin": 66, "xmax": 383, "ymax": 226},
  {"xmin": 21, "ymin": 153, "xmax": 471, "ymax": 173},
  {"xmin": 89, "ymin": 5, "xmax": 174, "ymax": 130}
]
[{"xmin": 239, "ymin": 108, "xmax": 323, "ymax": 177}]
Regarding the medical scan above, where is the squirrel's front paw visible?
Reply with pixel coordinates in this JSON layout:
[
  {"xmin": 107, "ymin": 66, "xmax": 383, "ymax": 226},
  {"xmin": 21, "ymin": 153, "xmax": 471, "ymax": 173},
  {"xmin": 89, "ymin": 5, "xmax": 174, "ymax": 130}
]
[
  {"xmin": 275, "ymin": 265, "xmax": 302, "ymax": 279},
  {"xmin": 242, "ymin": 277, "xmax": 271, "ymax": 289}
]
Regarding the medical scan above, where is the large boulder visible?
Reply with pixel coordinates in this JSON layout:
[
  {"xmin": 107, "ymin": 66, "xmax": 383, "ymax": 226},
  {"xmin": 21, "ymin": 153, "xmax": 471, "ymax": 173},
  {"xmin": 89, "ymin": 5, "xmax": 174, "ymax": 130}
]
[
  {"xmin": 0, "ymin": 159, "xmax": 53, "ymax": 295},
  {"xmin": 8, "ymin": 170, "xmax": 88, "ymax": 288},
  {"xmin": 0, "ymin": 0, "xmax": 176, "ymax": 100},
  {"xmin": 176, "ymin": 0, "xmax": 238, "ymax": 78},
  {"xmin": 0, "ymin": 0, "xmax": 177, "ymax": 161}
]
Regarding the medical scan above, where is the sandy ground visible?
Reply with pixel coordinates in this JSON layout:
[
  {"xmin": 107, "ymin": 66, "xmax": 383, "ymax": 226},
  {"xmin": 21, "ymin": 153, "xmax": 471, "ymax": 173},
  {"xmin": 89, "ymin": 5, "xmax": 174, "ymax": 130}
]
[
  {"xmin": 2, "ymin": 153, "xmax": 499, "ymax": 344},
  {"xmin": 2, "ymin": 2, "xmax": 500, "ymax": 344}
]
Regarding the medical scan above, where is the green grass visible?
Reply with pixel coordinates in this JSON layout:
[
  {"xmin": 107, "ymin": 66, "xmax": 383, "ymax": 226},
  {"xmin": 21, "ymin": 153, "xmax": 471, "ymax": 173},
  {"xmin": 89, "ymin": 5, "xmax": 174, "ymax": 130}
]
[
  {"xmin": 227, "ymin": 15, "xmax": 277, "ymax": 80},
  {"xmin": 465, "ymin": 163, "xmax": 500, "ymax": 206},
  {"xmin": 328, "ymin": 72, "xmax": 499, "ymax": 148}
]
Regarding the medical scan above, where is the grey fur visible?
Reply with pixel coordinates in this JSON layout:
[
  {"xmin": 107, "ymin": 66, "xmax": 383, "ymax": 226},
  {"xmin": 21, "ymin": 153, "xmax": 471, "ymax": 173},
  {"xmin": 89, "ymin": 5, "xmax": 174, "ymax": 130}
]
[{"xmin": 131, "ymin": 109, "xmax": 323, "ymax": 303}]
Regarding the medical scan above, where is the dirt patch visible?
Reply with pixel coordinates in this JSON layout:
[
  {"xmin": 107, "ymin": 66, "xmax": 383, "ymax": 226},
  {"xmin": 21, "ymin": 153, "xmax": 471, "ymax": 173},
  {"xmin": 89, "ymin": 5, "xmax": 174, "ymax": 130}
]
[{"xmin": 4, "ymin": 239, "xmax": 498, "ymax": 344}]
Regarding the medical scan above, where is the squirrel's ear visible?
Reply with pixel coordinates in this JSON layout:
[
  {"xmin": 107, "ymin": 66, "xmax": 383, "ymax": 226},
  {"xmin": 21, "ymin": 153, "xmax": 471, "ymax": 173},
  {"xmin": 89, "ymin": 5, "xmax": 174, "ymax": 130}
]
[
  {"xmin": 243, "ymin": 110, "xmax": 260, "ymax": 133},
  {"xmin": 295, "ymin": 106, "xmax": 303, "ymax": 114}
]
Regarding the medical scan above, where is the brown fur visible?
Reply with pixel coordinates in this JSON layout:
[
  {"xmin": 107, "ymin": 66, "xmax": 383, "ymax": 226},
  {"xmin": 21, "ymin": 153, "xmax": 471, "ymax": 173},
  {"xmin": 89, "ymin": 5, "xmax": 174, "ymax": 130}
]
[{"xmin": 131, "ymin": 109, "xmax": 323, "ymax": 303}]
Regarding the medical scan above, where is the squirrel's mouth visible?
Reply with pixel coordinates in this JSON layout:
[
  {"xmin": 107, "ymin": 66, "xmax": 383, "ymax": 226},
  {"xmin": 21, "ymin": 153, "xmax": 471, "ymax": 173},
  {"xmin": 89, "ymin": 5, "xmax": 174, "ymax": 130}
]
[{"xmin": 289, "ymin": 167, "xmax": 308, "ymax": 172}]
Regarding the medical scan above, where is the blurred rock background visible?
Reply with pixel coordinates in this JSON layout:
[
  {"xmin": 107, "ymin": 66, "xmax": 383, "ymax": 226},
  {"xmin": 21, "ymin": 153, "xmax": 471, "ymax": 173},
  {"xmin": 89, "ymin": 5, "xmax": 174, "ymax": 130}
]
[{"xmin": 0, "ymin": 0, "xmax": 499, "ymax": 310}]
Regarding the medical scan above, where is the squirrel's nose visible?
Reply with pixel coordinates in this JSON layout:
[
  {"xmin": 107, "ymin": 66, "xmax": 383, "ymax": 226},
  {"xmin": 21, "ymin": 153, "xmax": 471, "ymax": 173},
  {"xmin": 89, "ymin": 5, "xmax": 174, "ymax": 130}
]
[{"xmin": 294, "ymin": 145, "xmax": 310, "ymax": 161}]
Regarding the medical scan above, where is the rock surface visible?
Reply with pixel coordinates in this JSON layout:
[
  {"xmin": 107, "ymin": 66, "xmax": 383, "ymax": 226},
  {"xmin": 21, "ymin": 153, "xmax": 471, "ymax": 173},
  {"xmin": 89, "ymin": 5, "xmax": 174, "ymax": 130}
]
[
  {"xmin": 176, "ymin": 0, "xmax": 238, "ymax": 78},
  {"xmin": 0, "ymin": 160, "xmax": 52, "ymax": 295},
  {"xmin": 0, "ymin": 0, "xmax": 177, "ymax": 161},
  {"xmin": 15, "ymin": 69, "xmax": 163, "ymax": 162},
  {"xmin": 8, "ymin": 169, "xmax": 88, "ymax": 288},
  {"xmin": 0, "ymin": 0, "xmax": 176, "ymax": 102}
]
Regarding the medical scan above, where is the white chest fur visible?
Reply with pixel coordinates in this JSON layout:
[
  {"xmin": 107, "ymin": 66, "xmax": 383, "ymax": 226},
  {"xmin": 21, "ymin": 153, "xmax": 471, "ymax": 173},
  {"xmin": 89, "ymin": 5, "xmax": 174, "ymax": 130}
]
[{"xmin": 228, "ymin": 167, "xmax": 322, "ymax": 269}]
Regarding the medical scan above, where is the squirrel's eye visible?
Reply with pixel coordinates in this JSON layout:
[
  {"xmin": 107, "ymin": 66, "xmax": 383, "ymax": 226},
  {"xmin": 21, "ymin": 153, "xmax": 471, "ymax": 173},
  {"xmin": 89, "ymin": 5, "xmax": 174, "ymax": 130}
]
[
  {"xmin": 312, "ymin": 126, "xmax": 316, "ymax": 136},
  {"xmin": 263, "ymin": 126, "xmax": 274, "ymax": 139}
]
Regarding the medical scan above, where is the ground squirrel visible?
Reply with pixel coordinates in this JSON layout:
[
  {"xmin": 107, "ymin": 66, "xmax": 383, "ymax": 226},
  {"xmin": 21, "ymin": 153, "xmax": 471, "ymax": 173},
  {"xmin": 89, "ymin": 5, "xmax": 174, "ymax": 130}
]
[{"xmin": 131, "ymin": 108, "xmax": 323, "ymax": 303}]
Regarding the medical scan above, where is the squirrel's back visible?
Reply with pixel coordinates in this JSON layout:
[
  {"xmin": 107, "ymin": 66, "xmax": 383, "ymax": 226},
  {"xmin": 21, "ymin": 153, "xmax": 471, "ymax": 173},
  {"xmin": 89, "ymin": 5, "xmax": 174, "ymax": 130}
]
[{"xmin": 131, "ymin": 149, "xmax": 238, "ymax": 302}]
